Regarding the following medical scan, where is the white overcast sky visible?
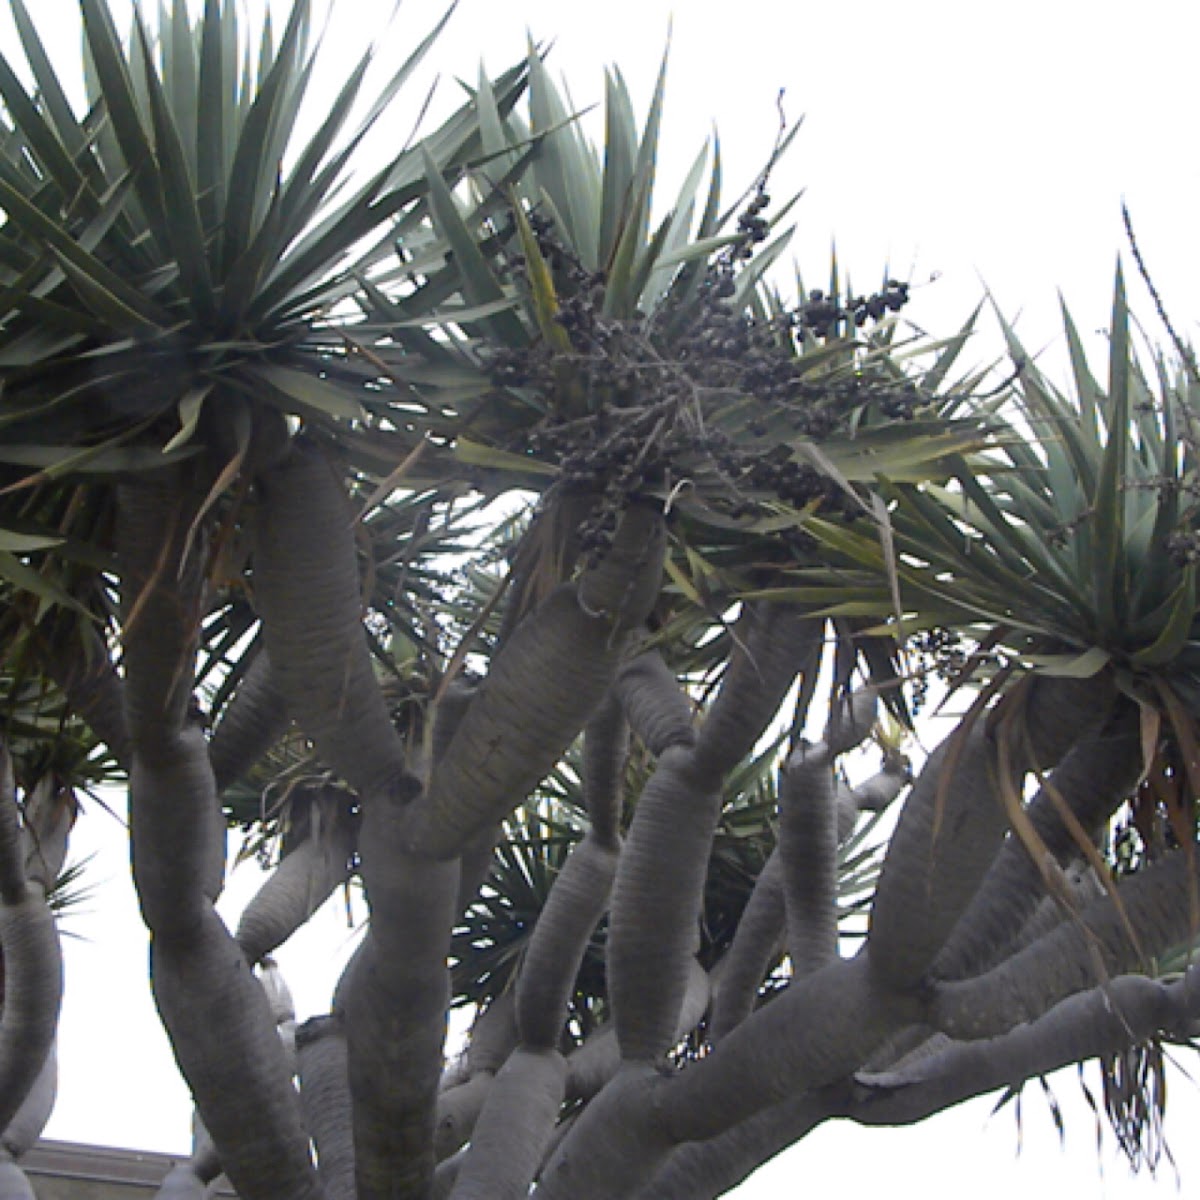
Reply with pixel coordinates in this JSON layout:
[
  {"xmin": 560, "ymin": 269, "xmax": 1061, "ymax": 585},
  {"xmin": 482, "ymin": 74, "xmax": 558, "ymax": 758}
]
[{"xmin": 8, "ymin": 0, "xmax": 1200, "ymax": 1196}]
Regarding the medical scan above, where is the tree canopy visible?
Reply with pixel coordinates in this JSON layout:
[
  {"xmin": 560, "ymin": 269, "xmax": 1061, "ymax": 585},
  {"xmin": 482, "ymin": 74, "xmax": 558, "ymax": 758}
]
[{"xmin": 0, "ymin": 3, "xmax": 1198, "ymax": 1198}]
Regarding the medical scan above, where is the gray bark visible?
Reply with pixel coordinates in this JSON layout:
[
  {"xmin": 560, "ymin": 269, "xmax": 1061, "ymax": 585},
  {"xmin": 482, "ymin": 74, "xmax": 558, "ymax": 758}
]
[
  {"xmin": 297, "ymin": 1016, "xmax": 356, "ymax": 1200},
  {"xmin": 615, "ymin": 649, "xmax": 695, "ymax": 757},
  {"xmin": 118, "ymin": 480, "xmax": 322, "ymax": 1200},
  {"xmin": 708, "ymin": 853, "xmax": 785, "ymax": 1043},
  {"xmin": 208, "ymin": 648, "xmax": 290, "ymax": 794},
  {"xmin": 609, "ymin": 606, "xmax": 817, "ymax": 1063},
  {"xmin": 449, "ymin": 1048, "xmax": 567, "ymax": 1200},
  {"xmin": 777, "ymin": 743, "xmax": 839, "ymax": 975},
  {"xmin": 253, "ymin": 442, "xmax": 412, "ymax": 799},
  {"xmin": 857, "ymin": 965, "xmax": 1200, "ymax": 1124},
  {"xmin": 931, "ymin": 705, "xmax": 1142, "ymax": 981},
  {"xmin": 0, "ymin": 1041, "xmax": 55, "ymax": 1159},
  {"xmin": 404, "ymin": 505, "xmax": 664, "ymax": 859},
  {"xmin": 0, "ymin": 752, "xmax": 61, "ymax": 1140},
  {"xmin": 931, "ymin": 849, "xmax": 1200, "ymax": 1039},
  {"xmin": 868, "ymin": 675, "xmax": 1114, "ymax": 991},
  {"xmin": 336, "ymin": 783, "xmax": 458, "ymax": 1200}
]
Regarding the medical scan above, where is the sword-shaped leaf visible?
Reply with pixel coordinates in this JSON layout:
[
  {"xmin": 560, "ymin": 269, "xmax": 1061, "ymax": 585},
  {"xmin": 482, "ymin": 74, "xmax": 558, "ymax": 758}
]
[
  {"xmin": 421, "ymin": 144, "xmax": 527, "ymax": 345},
  {"xmin": 133, "ymin": 22, "xmax": 215, "ymax": 320}
]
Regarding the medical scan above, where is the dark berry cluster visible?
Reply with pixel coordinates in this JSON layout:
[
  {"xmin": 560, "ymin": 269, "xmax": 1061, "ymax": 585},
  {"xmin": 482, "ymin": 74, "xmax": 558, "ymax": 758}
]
[
  {"xmin": 734, "ymin": 189, "xmax": 772, "ymax": 258},
  {"xmin": 741, "ymin": 448, "xmax": 836, "ymax": 507},
  {"xmin": 795, "ymin": 281, "xmax": 910, "ymax": 340},
  {"xmin": 1166, "ymin": 529, "xmax": 1200, "ymax": 566},
  {"xmin": 481, "ymin": 196, "xmax": 931, "ymax": 560},
  {"xmin": 907, "ymin": 627, "xmax": 971, "ymax": 713}
]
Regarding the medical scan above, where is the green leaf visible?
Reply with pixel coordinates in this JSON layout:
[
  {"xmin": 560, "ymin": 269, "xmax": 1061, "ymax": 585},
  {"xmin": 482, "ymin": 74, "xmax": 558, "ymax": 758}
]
[
  {"xmin": 0, "ymin": 174, "xmax": 168, "ymax": 329},
  {"xmin": 804, "ymin": 516, "xmax": 887, "ymax": 571},
  {"xmin": 922, "ymin": 304, "xmax": 980, "ymax": 398},
  {"xmin": 0, "ymin": 327, "xmax": 87, "ymax": 369},
  {"xmin": 0, "ymin": 550, "xmax": 91, "ymax": 616},
  {"xmin": 10, "ymin": 0, "xmax": 91, "ymax": 168},
  {"xmin": 697, "ymin": 134, "xmax": 724, "ymax": 235},
  {"xmin": 389, "ymin": 297, "xmax": 522, "ymax": 330},
  {"xmin": 628, "ymin": 209, "xmax": 675, "ymax": 316},
  {"xmin": 1092, "ymin": 264, "xmax": 1131, "ymax": 636},
  {"xmin": 163, "ymin": 384, "xmax": 213, "ymax": 453},
  {"xmin": 0, "ymin": 47, "xmax": 86, "ymax": 205},
  {"xmin": 510, "ymin": 203, "xmax": 572, "ymax": 352},
  {"xmin": 631, "ymin": 44, "xmax": 668, "ymax": 243},
  {"xmin": 254, "ymin": 364, "xmax": 365, "ymax": 422},
  {"xmin": 218, "ymin": 177, "xmax": 289, "ymax": 319},
  {"xmin": 270, "ymin": 54, "xmax": 372, "ymax": 245},
  {"xmin": 455, "ymin": 439, "xmax": 557, "ymax": 477},
  {"xmin": 950, "ymin": 462, "xmax": 1090, "ymax": 611},
  {"xmin": 1026, "ymin": 647, "xmax": 1112, "ymax": 678},
  {"xmin": 0, "ymin": 290, "xmax": 110, "ymax": 342},
  {"xmin": 653, "ymin": 231, "xmax": 741, "ymax": 271},
  {"xmin": 475, "ymin": 65, "xmax": 517, "ymax": 176},
  {"xmin": 527, "ymin": 51, "xmax": 599, "ymax": 268},
  {"xmin": 134, "ymin": 20, "xmax": 216, "ymax": 318},
  {"xmin": 733, "ymin": 226, "xmax": 794, "ymax": 308},
  {"xmin": 48, "ymin": 247, "xmax": 162, "ymax": 335},
  {"xmin": 885, "ymin": 481, "xmax": 1024, "ymax": 595},
  {"xmin": 219, "ymin": 0, "xmax": 310, "ymax": 273},
  {"xmin": 1060, "ymin": 298, "xmax": 1105, "ymax": 464},
  {"xmin": 1130, "ymin": 568, "xmax": 1197, "ymax": 668},
  {"xmin": 79, "ymin": 0, "xmax": 169, "ymax": 253},
  {"xmin": 164, "ymin": 0, "xmax": 200, "ymax": 178},
  {"xmin": 0, "ymin": 439, "xmax": 201, "ymax": 484},
  {"xmin": 600, "ymin": 53, "xmax": 669, "ymax": 305},
  {"xmin": 0, "ymin": 531, "xmax": 64, "ymax": 553},
  {"xmin": 598, "ymin": 67, "xmax": 638, "ymax": 268},
  {"xmin": 421, "ymin": 144, "xmax": 527, "ymax": 345},
  {"xmin": 196, "ymin": 0, "xmax": 228, "ymax": 231},
  {"xmin": 602, "ymin": 172, "xmax": 651, "ymax": 318}
]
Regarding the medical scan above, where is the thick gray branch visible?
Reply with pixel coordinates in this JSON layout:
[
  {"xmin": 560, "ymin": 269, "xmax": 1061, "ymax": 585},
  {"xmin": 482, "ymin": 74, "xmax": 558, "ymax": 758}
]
[
  {"xmin": 868, "ymin": 675, "xmax": 1112, "ymax": 991},
  {"xmin": 116, "ymin": 475, "xmax": 206, "ymax": 754},
  {"xmin": 566, "ymin": 962, "xmax": 709, "ymax": 1105},
  {"xmin": 615, "ymin": 648, "xmax": 694, "ymax": 757},
  {"xmin": 518, "ymin": 832, "xmax": 618, "ymax": 1049},
  {"xmin": 777, "ymin": 745, "xmax": 838, "ymax": 975},
  {"xmin": 449, "ymin": 1048, "xmax": 566, "ymax": 1200},
  {"xmin": 1, "ymin": 1041, "xmax": 55, "ymax": 1160},
  {"xmin": 932, "ymin": 849, "xmax": 1200, "ymax": 1039},
  {"xmin": 297, "ymin": 1016, "xmax": 356, "ymax": 1200},
  {"xmin": 39, "ymin": 617, "xmax": 130, "ymax": 769},
  {"xmin": 709, "ymin": 853, "xmax": 785, "ymax": 1043},
  {"xmin": 633, "ymin": 1087, "xmax": 828, "ymax": 1200},
  {"xmin": 580, "ymin": 691, "xmax": 629, "ymax": 847},
  {"xmin": 132, "ymin": 730, "xmax": 320, "ymax": 1200},
  {"xmin": 692, "ymin": 609, "xmax": 821, "ymax": 778},
  {"xmin": 208, "ymin": 648, "xmax": 290, "ymax": 794},
  {"xmin": 407, "ymin": 506, "xmax": 664, "ymax": 860},
  {"xmin": 608, "ymin": 605, "xmax": 815, "ymax": 1063},
  {"xmin": 336, "ymin": 783, "xmax": 458, "ymax": 1200},
  {"xmin": 856, "ymin": 965, "xmax": 1200, "ymax": 1125},
  {"xmin": 150, "ymin": 910, "xmax": 321, "ymax": 1200},
  {"xmin": 932, "ymin": 704, "xmax": 1142, "ymax": 982},
  {"xmin": 0, "ymin": 751, "xmax": 61, "ymax": 1138},
  {"xmin": 536, "ymin": 957, "xmax": 917, "ymax": 1198},
  {"xmin": 235, "ymin": 787, "xmax": 356, "ymax": 966},
  {"xmin": 253, "ymin": 442, "xmax": 411, "ymax": 798},
  {"xmin": 608, "ymin": 746, "xmax": 720, "ymax": 1060}
]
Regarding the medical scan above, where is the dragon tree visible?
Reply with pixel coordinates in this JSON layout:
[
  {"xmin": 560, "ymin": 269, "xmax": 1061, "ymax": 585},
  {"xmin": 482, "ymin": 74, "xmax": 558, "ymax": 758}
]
[{"xmin": 0, "ymin": 3, "xmax": 1198, "ymax": 1199}]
